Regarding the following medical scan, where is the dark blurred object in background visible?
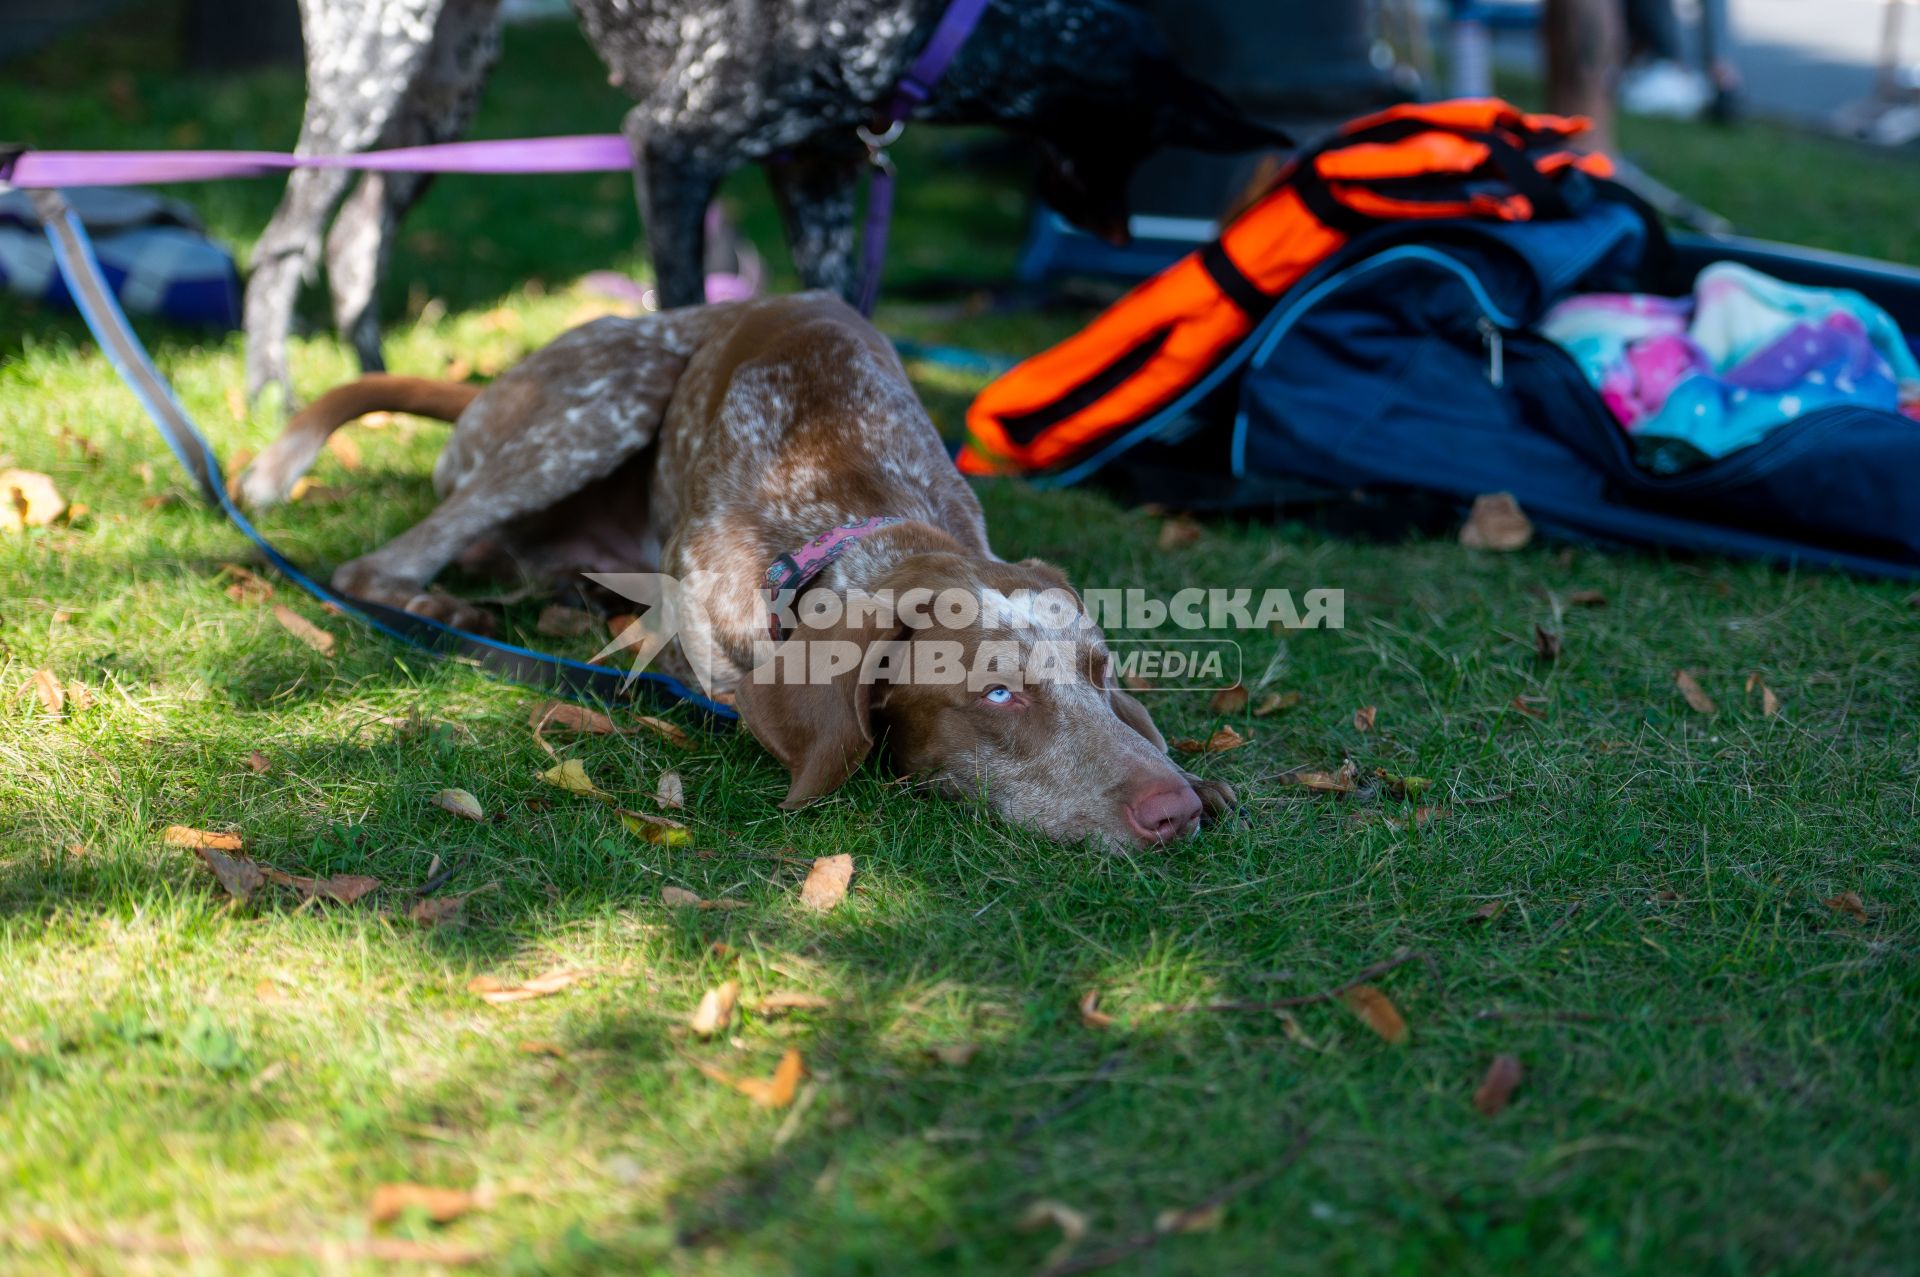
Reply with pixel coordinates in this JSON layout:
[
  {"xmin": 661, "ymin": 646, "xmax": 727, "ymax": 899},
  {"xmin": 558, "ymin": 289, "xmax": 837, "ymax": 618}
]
[
  {"xmin": 181, "ymin": 0, "xmax": 301, "ymax": 70},
  {"xmin": 0, "ymin": 0, "xmax": 133, "ymax": 62},
  {"xmin": 1124, "ymin": 0, "xmax": 1401, "ymax": 222}
]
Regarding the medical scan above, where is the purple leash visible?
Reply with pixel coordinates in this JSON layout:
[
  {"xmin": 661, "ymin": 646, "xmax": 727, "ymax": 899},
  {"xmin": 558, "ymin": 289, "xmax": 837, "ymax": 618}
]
[
  {"xmin": 854, "ymin": 0, "xmax": 992, "ymax": 315},
  {"xmin": 1, "ymin": 0, "xmax": 990, "ymax": 314}
]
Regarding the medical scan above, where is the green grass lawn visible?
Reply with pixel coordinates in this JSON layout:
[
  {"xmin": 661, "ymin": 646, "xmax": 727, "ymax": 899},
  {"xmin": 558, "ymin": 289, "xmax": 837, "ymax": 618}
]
[{"xmin": 4, "ymin": 13, "xmax": 1920, "ymax": 1276}]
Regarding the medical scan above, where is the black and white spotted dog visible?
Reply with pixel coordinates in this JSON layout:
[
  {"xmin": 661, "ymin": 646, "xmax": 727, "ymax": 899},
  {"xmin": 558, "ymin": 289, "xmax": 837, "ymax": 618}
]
[{"xmin": 243, "ymin": 0, "xmax": 1281, "ymax": 405}]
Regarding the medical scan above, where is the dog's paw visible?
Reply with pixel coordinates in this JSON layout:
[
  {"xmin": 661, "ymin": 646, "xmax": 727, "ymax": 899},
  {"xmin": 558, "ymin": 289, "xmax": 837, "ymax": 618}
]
[{"xmin": 1185, "ymin": 773, "xmax": 1240, "ymax": 826}]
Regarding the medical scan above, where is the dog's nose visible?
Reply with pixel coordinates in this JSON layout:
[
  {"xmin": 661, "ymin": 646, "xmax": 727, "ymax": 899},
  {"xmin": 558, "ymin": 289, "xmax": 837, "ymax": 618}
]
[{"xmin": 1125, "ymin": 785, "xmax": 1204, "ymax": 844}]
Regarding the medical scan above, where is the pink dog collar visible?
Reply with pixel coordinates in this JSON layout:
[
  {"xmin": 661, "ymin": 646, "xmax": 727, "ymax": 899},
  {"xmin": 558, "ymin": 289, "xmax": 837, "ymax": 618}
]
[{"xmin": 764, "ymin": 516, "xmax": 904, "ymax": 641}]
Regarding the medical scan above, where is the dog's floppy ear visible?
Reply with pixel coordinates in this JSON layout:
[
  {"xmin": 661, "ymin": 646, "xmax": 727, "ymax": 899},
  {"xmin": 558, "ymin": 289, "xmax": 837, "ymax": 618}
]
[
  {"xmin": 1151, "ymin": 68, "xmax": 1292, "ymax": 152},
  {"xmin": 733, "ymin": 617, "xmax": 905, "ymax": 808},
  {"xmin": 1106, "ymin": 683, "xmax": 1168, "ymax": 751}
]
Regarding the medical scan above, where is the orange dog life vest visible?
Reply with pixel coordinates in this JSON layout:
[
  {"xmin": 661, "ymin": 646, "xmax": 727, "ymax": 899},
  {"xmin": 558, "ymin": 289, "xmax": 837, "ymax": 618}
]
[{"xmin": 960, "ymin": 99, "xmax": 1614, "ymax": 477}]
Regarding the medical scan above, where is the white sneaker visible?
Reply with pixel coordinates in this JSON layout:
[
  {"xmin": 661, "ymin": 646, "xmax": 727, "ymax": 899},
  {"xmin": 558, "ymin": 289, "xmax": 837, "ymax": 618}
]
[{"xmin": 1620, "ymin": 59, "xmax": 1713, "ymax": 120}]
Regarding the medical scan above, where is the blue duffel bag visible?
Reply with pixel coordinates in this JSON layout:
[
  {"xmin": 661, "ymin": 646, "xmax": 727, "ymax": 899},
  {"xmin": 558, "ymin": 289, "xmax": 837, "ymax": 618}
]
[{"xmin": 1070, "ymin": 198, "xmax": 1920, "ymax": 580}]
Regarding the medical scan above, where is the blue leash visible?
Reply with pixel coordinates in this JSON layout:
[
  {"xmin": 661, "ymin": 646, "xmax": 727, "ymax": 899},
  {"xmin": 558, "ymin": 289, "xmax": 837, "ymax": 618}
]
[{"xmin": 33, "ymin": 187, "xmax": 735, "ymax": 723}]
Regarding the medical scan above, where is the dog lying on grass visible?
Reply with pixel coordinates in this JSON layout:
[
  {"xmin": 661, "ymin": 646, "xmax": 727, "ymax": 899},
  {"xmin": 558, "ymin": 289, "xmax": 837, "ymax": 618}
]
[{"xmin": 238, "ymin": 292, "xmax": 1235, "ymax": 847}]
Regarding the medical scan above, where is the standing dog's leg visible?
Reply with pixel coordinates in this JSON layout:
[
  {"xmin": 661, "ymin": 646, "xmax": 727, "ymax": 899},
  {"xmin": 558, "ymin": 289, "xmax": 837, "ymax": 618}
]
[
  {"xmin": 766, "ymin": 141, "xmax": 863, "ymax": 301},
  {"xmin": 324, "ymin": 0, "xmax": 503, "ymax": 373},
  {"xmin": 244, "ymin": 0, "xmax": 451, "ymax": 407},
  {"xmin": 626, "ymin": 110, "xmax": 726, "ymax": 309}
]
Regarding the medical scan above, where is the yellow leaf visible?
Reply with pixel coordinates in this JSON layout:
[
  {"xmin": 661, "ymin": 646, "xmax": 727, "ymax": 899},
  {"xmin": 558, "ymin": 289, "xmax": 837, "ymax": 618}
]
[
  {"xmin": 432, "ymin": 788, "xmax": 484, "ymax": 821},
  {"xmin": 539, "ymin": 759, "xmax": 607, "ymax": 798},
  {"xmin": 798, "ymin": 854, "xmax": 853, "ymax": 910},
  {"xmin": 689, "ymin": 980, "xmax": 739, "ymax": 1038},
  {"xmin": 0, "ymin": 469, "xmax": 65, "ymax": 531},
  {"xmin": 618, "ymin": 808, "xmax": 691, "ymax": 844}
]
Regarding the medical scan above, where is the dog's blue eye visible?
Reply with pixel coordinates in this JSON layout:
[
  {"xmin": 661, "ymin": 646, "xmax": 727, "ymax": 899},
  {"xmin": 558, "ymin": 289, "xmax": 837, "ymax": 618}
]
[{"xmin": 983, "ymin": 685, "xmax": 1013, "ymax": 705}]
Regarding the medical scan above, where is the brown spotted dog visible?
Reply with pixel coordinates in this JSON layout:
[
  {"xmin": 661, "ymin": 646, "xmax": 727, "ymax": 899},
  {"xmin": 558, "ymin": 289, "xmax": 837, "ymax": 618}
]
[{"xmin": 238, "ymin": 292, "xmax": 1234, "ymax": 847}]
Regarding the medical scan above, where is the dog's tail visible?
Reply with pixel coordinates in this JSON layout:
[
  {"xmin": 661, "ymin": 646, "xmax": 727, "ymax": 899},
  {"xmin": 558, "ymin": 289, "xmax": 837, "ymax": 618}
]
[{"xmin": 234, "ymin": 374, "xmax": 481, "ymax": 509}]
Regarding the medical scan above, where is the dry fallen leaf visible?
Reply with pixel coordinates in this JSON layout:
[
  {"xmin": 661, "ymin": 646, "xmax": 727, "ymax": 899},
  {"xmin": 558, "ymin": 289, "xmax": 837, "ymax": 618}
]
[
  {"xmin": 1156, "ymin": 515, "xmax": 1204, "ymax": 551},
  {"xmin": 1275, "ymin": 758, "xmax": 1360, "ymax": 794},
  {"xmin": 0, "ymin": 469, "xmax": 66, "ymax": 530},
  {"xmin": 243, "ymin": 750, "xmax": 272, "ymax": 775},
  {"xmin": 272, "ymin": 605, "xmax": 337, "ymax": 657},
  {"xmin": 368, "ymin": 1184, "xmax": 479, "ymax": 1226},
  {"xmin": 1353, "ymin": 705, "xmax": 1377, "ymax": 732},
  {"xmin": 432, "ymin": 788, "xmax": 484, "ymax": 821},
  {"xmin": 1473, "ymin": 1054, "xmax": 1524, "ymax": 1116},
  {"xmin": 1459, "ymin": 491, "xmax": 1533, "ymax": 551},
  {"xmin": 1534, "ymin": 624, "xmax": 1562, "ymax": 662},
  {"xmin": 164, "ymin": 825, "xmax": 243, "ymax": 852},
  {"xmin": 518, "ymin": 1039, "xmax": 567, "ymax": 1058},
  {"xmin": 25, "ymin": 669, "xmax": 64, "ymax": 713},
  {"xmin": 633, "ymin": 714, "xmax": 694, "ymax": 749},
  {"xmin": 529, "ymin": 700, "xmax": 618, "ymax": 735},
  {"xmin": 1121, "ymin": 673, "xmax": 1156, "ymax": 692},
  {"xmin": 618, "ymin": 808, "xmax": 691, "ymax": 845},
  {"xmin": 799, "ymin": 854, "xmax": 854, "ymax": 910},
  {"xmin": 661, "ymin": 885, "xmax": 745, "ymax": 910},
  {"xmin": 1384, "ymin": 805, "xmax": 1447, "ymax": 831},
  {"xmin": 193, "ymin": 846, "xmax": 265, "ymax": 903},
  {"xmin": 1746, "ymin": 672, "xmax": 1782, "ymax": 717},
  {"xmin": 1018, "ymin": 1200, "xmax": 1089, "ymax": 1270},
  {"xmin": 1566, "ymin": 589, "xmax": 1609, "ymax": 607},
  {"xmin": 467, "ymin": 966, "xmax": 593, "ymax": 1005},
  {"xmin": 1466, "ymin": 900, "xmax": 1507, "ymax": 925},
  {"xmin": 696, "ymin": 1048, "xmax": 805, "ymax": 1108},
  {"xmin": 1253, "ymin": 691, "xmax": 1301, "ymax": 717},
  {"xmin": 539, "ymin": 759, "xmax": 608, "ymax": 798},
  {"xmin": 1156, "ymin": 1202, "xmax": 1226, "ymax": 1234},
  {"xmin": 925, "ymin": 1042, "xmax": 981, "ymax": 1067},
  {"xmin": 1510, "ymin": 694, "xmax": 1548, "ymax": 720},
  {"xmin": 1209, "ymin": 684, "xmax": 1249, "ymax": 714},
  {"xmin": 260, "ymin": 868, "xmax": 380, "ymax": 905},
  {"xmin": 1823, "ymin": 891, "xmax": 1870, "ymax": 923},
  {"xmin": 1341, "ymin": 984, "xmax": 1409, "ymax": 1044},
  {"xmin": 220, "ymin": 563, "xmax": 275, "ymax": 604},
  {"xmin": 607, "ymin": 612, "xmax": 639, "ymax": 638},
  {"xmin": 689, "ymin": 980, "xmax": 740, "ymax": 1038},
  {"xmin": 325, "ymin": 432, "xmax": 363, "ymax": 472},
  {"xmin": 1078, "ymin": 989, "xmax": 1115, "ymax": 1029},
  {"xmin": 409, "ymin": 894, "xmax": 471, "ymax": 928},
  {"xmin": 655, "ymin": 770, "xmax": 685, "ymax": 809},
  {"xmin": 1674, "ymin": 670, "xmax": 1716, "ymax": 714},
  {"xmin": 536, "ymin": 604, "xmax": 598, "ymax": 637},
  {"xmin": 755, "ymin": 992, "xmax": 832, "ymax": 1016},
  {"xmin": 1173, "ymin": 725, "xmax": 1249, "ymax": 755}
]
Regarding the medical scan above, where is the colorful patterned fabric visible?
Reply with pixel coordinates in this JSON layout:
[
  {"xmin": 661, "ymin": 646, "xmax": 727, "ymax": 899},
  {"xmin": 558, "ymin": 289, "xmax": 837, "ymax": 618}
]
[{"xmin": 1542, "ymin": 262, "xmax": 1920, "ymax": 472}]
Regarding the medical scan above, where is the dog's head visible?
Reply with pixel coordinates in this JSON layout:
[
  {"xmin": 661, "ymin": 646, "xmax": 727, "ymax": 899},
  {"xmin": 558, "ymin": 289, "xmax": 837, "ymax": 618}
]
[
  {"xmin": 1016, "ymin": 2, "xmax": 1288, "ymax": 244},
  {"xmin": 734, "ymin": 554, "xmax": 1231, "ymax": 848}
]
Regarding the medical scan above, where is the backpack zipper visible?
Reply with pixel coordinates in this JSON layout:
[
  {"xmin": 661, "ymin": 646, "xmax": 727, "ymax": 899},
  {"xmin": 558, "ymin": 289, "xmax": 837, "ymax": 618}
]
[{"xmin": 1478, "ymin": 316, "xmax": 1505, "ymax": 387}]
